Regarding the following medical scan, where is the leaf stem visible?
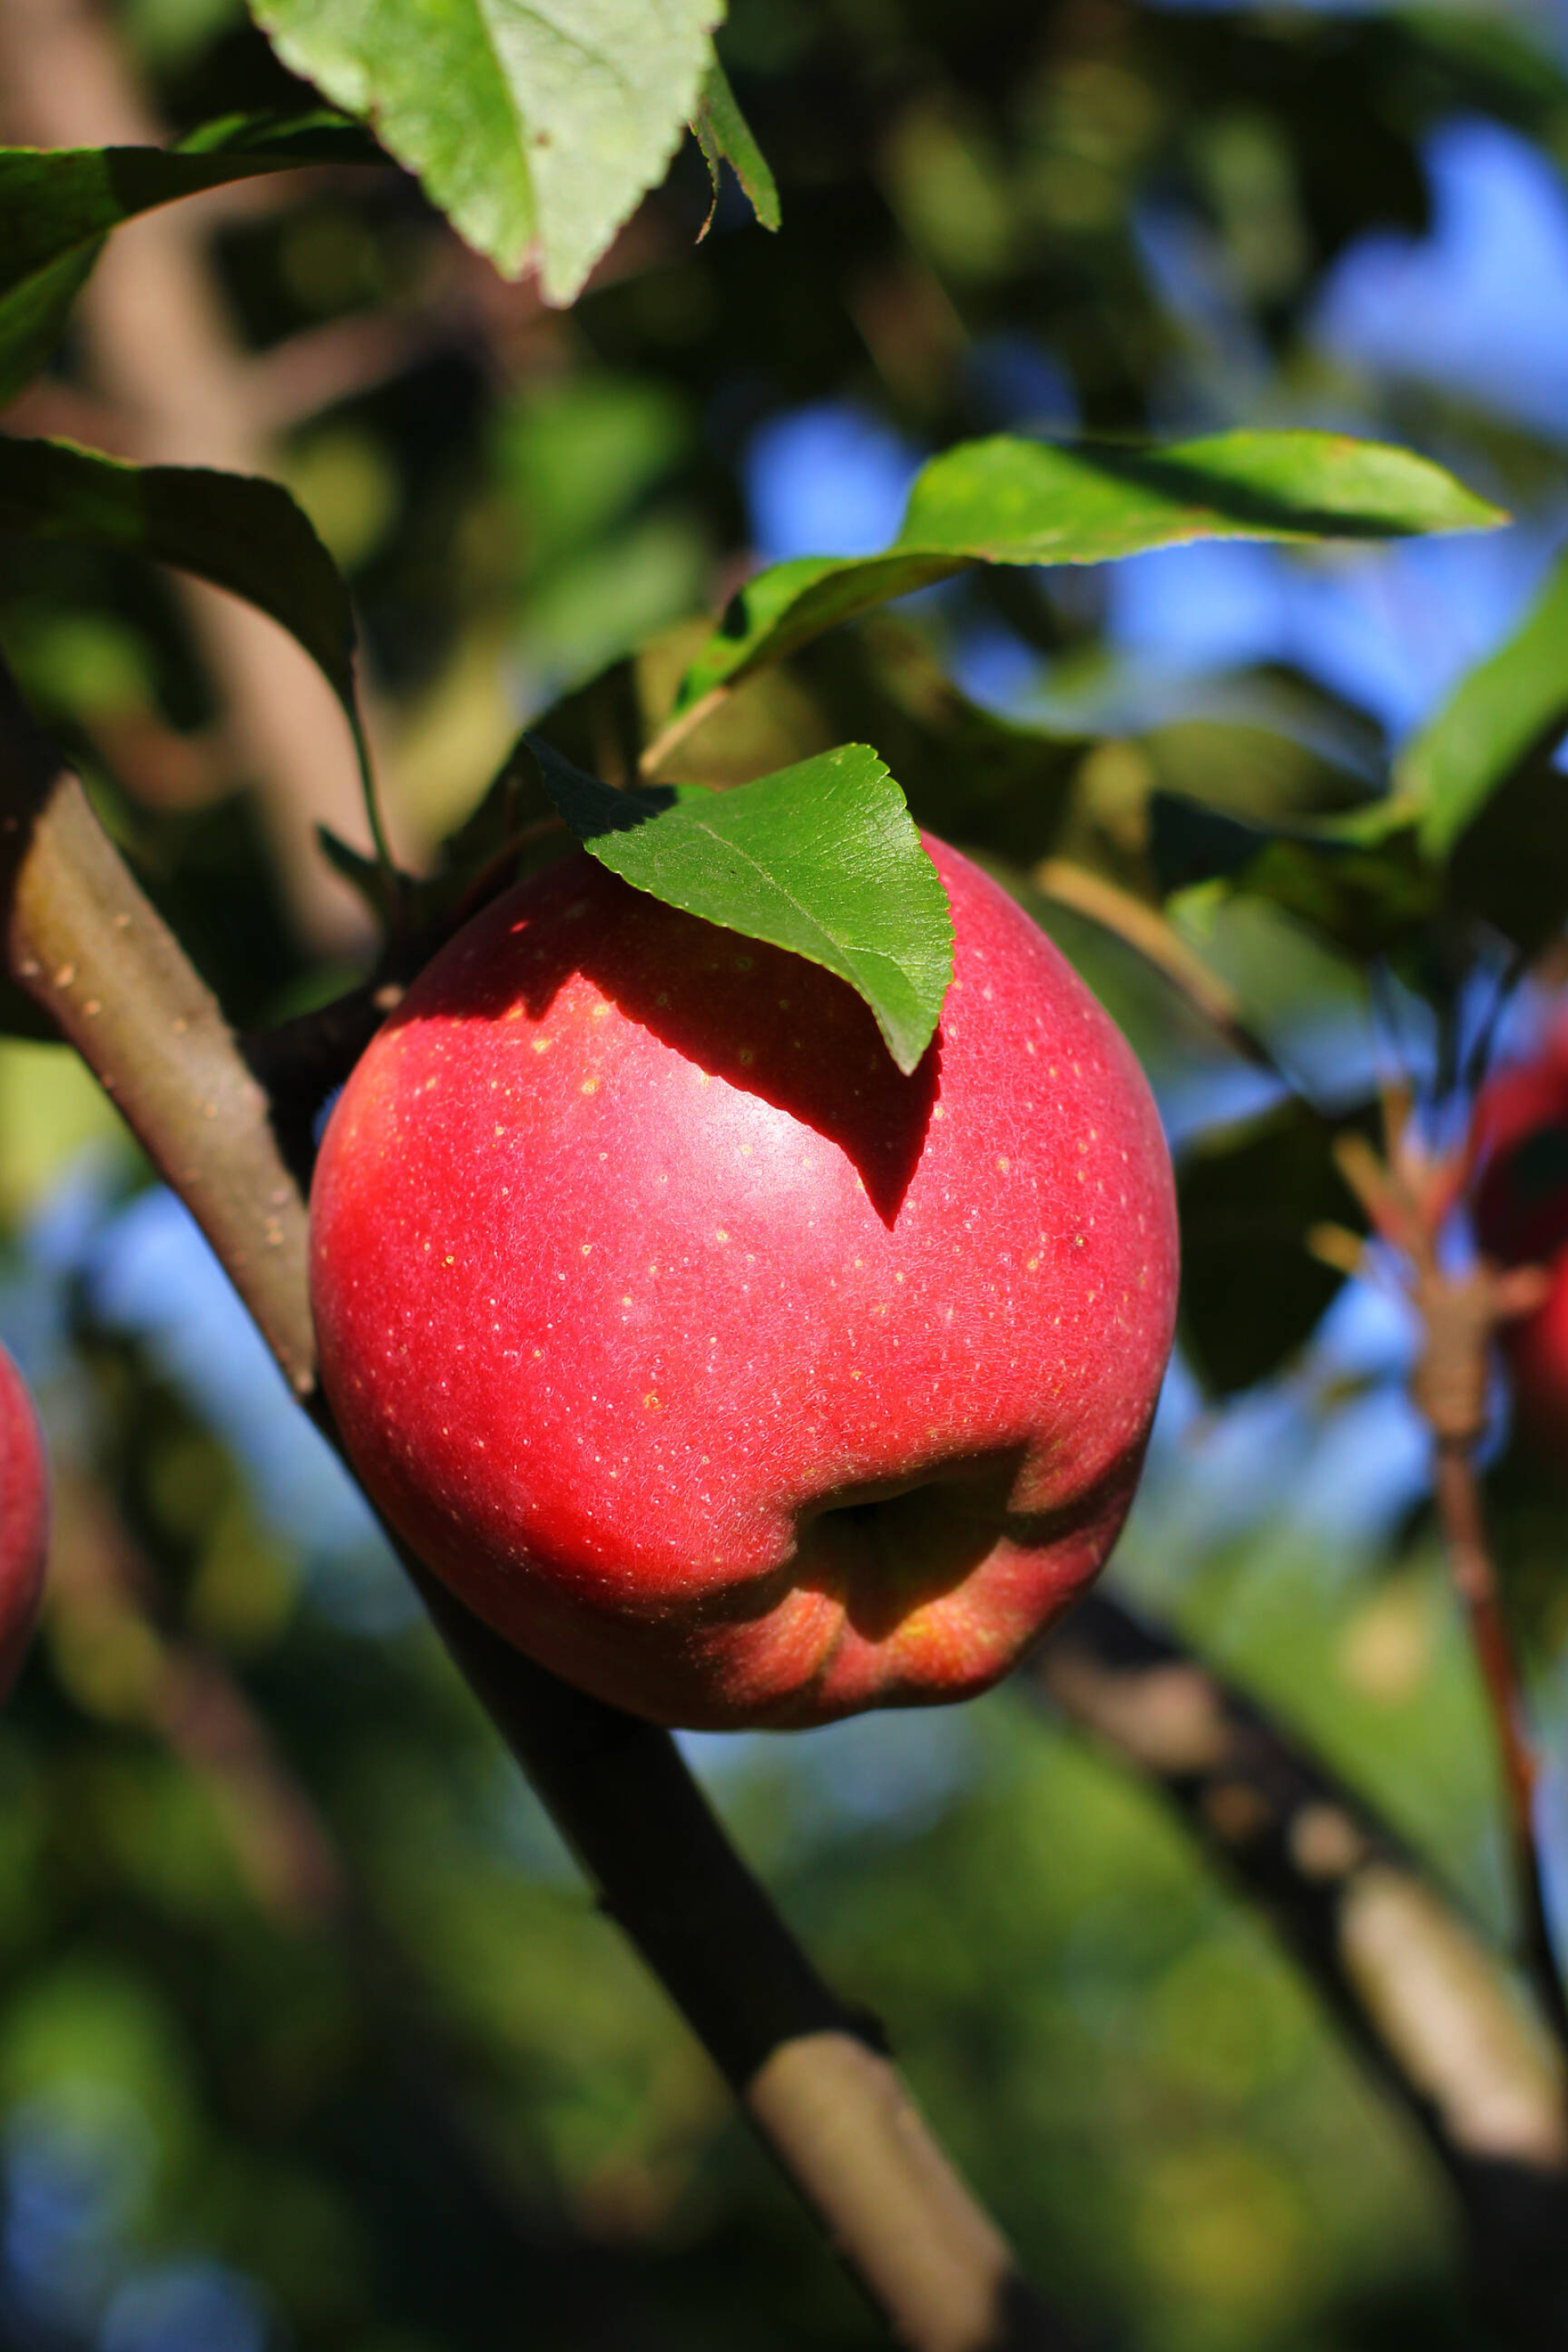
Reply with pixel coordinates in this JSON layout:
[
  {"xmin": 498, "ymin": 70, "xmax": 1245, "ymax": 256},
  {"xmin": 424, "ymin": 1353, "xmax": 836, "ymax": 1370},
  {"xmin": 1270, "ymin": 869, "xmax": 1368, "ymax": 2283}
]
[
  {"xmin": 349, "ymin": 710, "xmax": 398, "ymax": 896},
  {"xmin": 639, "ymin": 681, "xmax": 729, "ymax": 776}
]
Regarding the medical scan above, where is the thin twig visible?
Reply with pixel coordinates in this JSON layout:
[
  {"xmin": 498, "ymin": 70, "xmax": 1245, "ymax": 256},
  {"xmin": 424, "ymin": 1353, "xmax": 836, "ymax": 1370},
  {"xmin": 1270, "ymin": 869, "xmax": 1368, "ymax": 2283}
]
[
  {"xmin": 0, "ymin": 653, "xmax": 1076, "ymax": 2352},
  {"xmin": 639, "ymin": 682, "xmax": 731, "ymax": 777}
]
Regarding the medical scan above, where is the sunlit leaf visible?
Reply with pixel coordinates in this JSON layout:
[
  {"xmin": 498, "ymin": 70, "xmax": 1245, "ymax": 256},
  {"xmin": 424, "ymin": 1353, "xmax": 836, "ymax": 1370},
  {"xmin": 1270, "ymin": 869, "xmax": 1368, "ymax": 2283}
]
[
  {"xmin": 693, "ymin": 56, "xmax": 781, "ymax": 234},
  {"xmin": 532, "ymin": 737, "xmax": 952, "ymax": 1071},
  {"xmin": 665, "ymin": 432, "xmax": 1505, "ymax": 729},
  {"xmin": 1398, "ymin": 549, "xmax": 1568, "ymax": 856},
  {"xmin": 250, "ymin": 0, "xmax": 722, "ymax": 305},
  {"xmin": 1178, "ymin": 1098, "xmax": 1373, "ymax": 1395}
]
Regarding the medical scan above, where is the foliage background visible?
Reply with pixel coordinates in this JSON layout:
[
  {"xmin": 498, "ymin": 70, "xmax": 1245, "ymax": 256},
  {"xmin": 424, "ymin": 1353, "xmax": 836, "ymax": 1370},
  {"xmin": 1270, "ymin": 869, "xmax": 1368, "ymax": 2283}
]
[{"xmin": 4, "ymin": 0, "xmax": 1568, "ymax": 2345}]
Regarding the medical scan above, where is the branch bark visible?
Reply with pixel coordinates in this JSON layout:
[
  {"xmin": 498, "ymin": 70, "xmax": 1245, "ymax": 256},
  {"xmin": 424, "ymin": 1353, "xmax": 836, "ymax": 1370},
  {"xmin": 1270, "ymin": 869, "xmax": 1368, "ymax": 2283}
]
[
  {"xmin": 1032, "ymin": 1591, "xmax": 1568, "ymax": 2350},
  {"xmin": 0, "ymin": 657, "xmax": 1076, "ymax": 2351}
]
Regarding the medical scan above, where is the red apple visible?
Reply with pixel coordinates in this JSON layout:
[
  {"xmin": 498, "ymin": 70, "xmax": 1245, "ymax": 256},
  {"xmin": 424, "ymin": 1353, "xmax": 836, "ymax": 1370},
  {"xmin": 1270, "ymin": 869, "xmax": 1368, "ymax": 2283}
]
[
  {"xmin": 0, "ymin": 1341, "xmax": 48, "ymax": 1698},
  {"xmin": 1471, "ymin": 1018, "xmax": 1568, "ymax": 1446},
  {"xmin": 310, "ymin": 835, "xmax": 1178, "ymax": 1730}
]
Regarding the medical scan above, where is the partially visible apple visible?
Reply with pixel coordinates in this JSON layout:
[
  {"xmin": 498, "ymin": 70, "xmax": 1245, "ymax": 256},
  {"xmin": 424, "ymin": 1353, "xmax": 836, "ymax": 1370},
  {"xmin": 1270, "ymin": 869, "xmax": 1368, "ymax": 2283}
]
[
  {"xmin": 0, "ymin": 1342, "xmax": 48, "ymax": 1698},
  {"xmin": 1471, "ymin": 1018, "xmax": 1568, "ymax": 1447},
  {"xmin": 310, "ymin": 835, "xmax": 1178, "ymax": 1730}
]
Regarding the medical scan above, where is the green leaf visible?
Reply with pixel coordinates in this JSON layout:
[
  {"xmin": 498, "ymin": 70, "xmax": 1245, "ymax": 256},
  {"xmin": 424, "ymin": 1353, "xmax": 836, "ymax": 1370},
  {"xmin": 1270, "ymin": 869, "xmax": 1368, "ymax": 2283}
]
[
  {"xmin": 1178, "ymin": 1098, "xmax": 1373, "ymax": 1396},
  {"xmin": 0, "ymin": 115, "xmax": 378, "ymax": 405},
  {"xmin": 1397, "ymin": 549, "xmax": 1568, "ymax": 856},
  {"xmin": 900, "ymin": 431, "xmax": 1503, "ymax": 560},
  {"xmin": 531, "ymin": 738, "xmax": 953, "ymax": 1072},
  {"xmin": 666, "ymin": 431, "xmax": 1505, "ymax": 725},
  {"xmin": 1441, "ymin": 742, "xmax": 1568, "ymax": 956},
  {"xmin": 249, "ymin": 0, "xmax": 723, "ymax": 306},
  {"xmin": 1152, "ymin": 791, "xmax": 1437, "ymax": 962},
  {"xmin": 0, "ymin": 245, "xmax": 102, "ymax": 413},
  {"xmin": 0, "ymin": 436, "xmax": 388, "ymax": 869},
  {"xmin": 693, "ymin": 56, "xmax": 781, "ymax": 234}
]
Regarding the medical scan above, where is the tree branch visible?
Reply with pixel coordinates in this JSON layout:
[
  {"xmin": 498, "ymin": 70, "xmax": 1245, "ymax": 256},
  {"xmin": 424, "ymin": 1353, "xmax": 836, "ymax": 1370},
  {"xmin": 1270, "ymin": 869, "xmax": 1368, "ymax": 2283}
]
[
  {"xmin": 1033, "ymin": 1591, "xmax": 1568, "ymax": 2350},
  {"xmin": 0, "ymin": 657, "xmax": 1076, "ymax": 2351}
]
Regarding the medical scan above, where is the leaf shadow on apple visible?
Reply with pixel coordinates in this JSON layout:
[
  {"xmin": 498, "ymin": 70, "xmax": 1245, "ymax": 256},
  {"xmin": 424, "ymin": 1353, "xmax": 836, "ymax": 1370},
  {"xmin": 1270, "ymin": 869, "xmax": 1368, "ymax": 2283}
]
[{"xmin": 405, "ymin": 867, "xmax": 942, "ymax": 1229}]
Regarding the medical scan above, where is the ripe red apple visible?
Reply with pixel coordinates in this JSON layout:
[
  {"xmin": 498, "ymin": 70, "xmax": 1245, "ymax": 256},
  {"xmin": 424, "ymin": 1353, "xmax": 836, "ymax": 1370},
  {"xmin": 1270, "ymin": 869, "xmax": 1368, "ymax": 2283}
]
[
  {"xmin": 310, "ymin": 835, "xmax": 1178, "ymax": 1730},
  {"xmin": 0, "ymin": 1341, "xmax": 48, "ymax": 1698},
  {"xmin": 1471, "ymin": 1018, "xmax": 1568, "ymax": 1446}
]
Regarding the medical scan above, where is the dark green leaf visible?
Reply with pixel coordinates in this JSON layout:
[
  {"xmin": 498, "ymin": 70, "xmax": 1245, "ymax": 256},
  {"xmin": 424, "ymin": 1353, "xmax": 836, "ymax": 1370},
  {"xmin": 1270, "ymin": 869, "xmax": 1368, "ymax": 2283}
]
[
  {"xmin": 0, "ymin": 244, "xmax": 101, "ymax": 412},
  {"xmin": 1397, "ymin": 548, "xmax": 1568, "ymax": 855},
  {"xmin": 0, "ymin": 437, "xmax": 384, "ymax": 860},
  {"xmin": 1151, "ymin": 791, "xmax": 1438, "ymax": 961},
  {"xmin": 1178, "ymin": 1098, "xmax": 1372, "ymax": 1396},
  {"xmin": 667, "ymin": 432, "xmax": 1505, "ymax": 721},
  {"xmin": 0, "ymin": 116, "xmax": 379, "ymax": 403},
  {"xmin": 532, "ymin": 738, "xmax": 953, "ymax": 1072},
  {"xmin": 315, "ymin": 826, "xmax": 394, "ymax": 924},
  {"xmin": 1441, "ymin": 740, "xmax": 1568, "ymax": 956},
  {"xmin": 693, "ymin": 56, "xmax": 781, "ymax": 234},
  {"xmin": 250, "ymin": 0, "xmax": 721, "ymax": 305}
]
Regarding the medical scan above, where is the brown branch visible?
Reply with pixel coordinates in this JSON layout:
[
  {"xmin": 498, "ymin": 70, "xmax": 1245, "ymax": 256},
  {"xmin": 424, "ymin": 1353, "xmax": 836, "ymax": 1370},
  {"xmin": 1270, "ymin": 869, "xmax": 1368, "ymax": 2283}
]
[
  {"xmin": 0, "ymin": 660, "xmax": 1076, "ymax": 2350},
  {"xmin": 1032, "ymin": 1592, "xmax": 1568, "ymax": 2350}
]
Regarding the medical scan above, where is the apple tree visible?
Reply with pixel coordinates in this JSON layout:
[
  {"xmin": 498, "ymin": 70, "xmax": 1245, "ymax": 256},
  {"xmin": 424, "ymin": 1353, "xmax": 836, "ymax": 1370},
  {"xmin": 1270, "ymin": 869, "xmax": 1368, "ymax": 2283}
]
[{"xmin": 4, "ymin": 2, "xmax": 1568, "ymax": 2348}]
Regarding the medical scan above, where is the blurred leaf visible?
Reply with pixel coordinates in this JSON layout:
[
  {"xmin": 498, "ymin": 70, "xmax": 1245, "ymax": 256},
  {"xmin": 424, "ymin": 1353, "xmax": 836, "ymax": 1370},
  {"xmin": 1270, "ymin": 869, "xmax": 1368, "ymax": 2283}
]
[
  {"xmin": 0, "ymin": 245, "xmax": 101, "ymax": 413},
  {"xmin": 250, "ymin": 0, "xmax": 722, "ymax": 305},
  {"xmin": 1441, "ymin": 740, "xmax": 1568, "ymax": 957},
  {"xmin": 0, "ymin": 114, "xmax": 377, "ymax": 404},
  {"xmin": 0, "ymin": 437, "xmax": 378, "ymax": 848},
  {"xmin": 500, "ymin": 374, "xmax": 693, "ymax": 573},
  {"xmin": 991, "ymin": 862, "xmax": 1266, "ymax": 1089},
  {"xmin": 693, "ymin": 56, "xmax": 780, "ymax": 234},
  {"xmin": 1398, "ymin": 549, "xmax": 1568, "ymax": 857},
  {"xmin": 1178, "ymin": 1097, "xmax": 1371, "ymax": 1395},
  {"xmin": 666, "ymin": 432, "xmax": 1503, "ymax": 724},
  {"xmin": 531, "ymin": 737, "xmax": 952, "ymax": 1071},
  {"xmin": 1138, "ymin": 709, "xmax": 1379, "ymax": 825},
  {"xmin": 1152, "ymin": 792, "xmax": 1437, "ymax": 962},
  {"xmin": 789, "ymin": 621, "xmax": 1085, "ymax": 865},
  {"xmin": 390, "ymin": 736, "xmax": 573, "ymax": 934}
]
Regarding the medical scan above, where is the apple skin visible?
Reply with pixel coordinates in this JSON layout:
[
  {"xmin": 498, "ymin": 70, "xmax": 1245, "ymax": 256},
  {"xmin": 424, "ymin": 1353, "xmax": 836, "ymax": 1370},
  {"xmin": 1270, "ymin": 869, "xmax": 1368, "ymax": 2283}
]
[
  {"xmin": 0, "ymin": 1342, "xmax": 47, "ymax": 1699},
  {"xmin": 310, "ymin": 835, "xmax": 1178, "ymax": 1731},
  {"xmin": 1471, "ymin": 1022, "xmax": 1568, "ymax": 1447}
]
